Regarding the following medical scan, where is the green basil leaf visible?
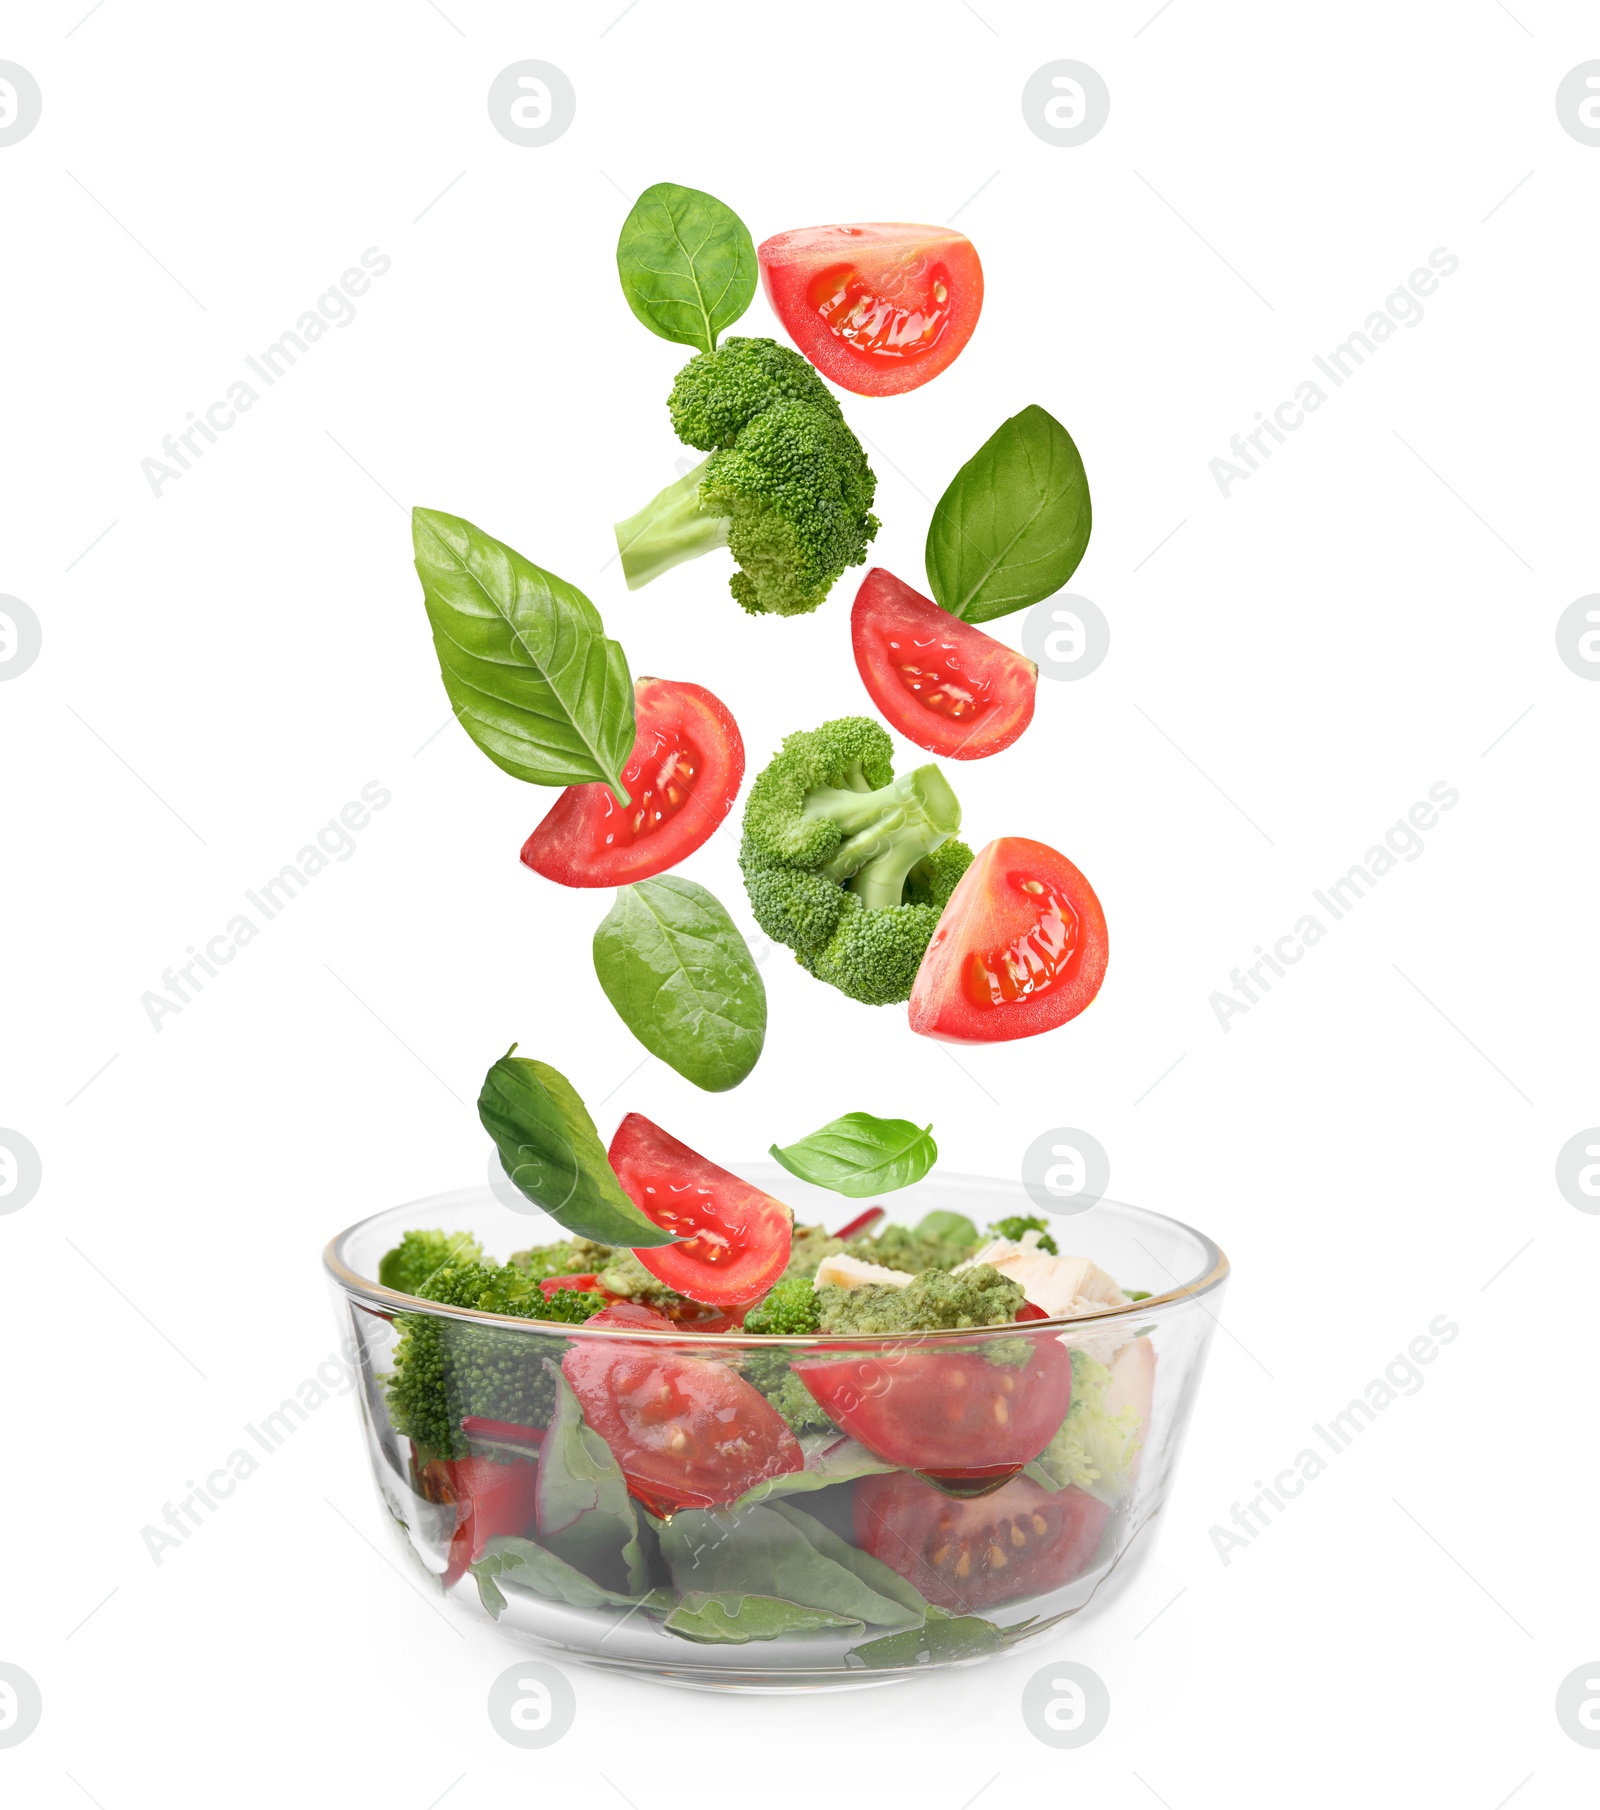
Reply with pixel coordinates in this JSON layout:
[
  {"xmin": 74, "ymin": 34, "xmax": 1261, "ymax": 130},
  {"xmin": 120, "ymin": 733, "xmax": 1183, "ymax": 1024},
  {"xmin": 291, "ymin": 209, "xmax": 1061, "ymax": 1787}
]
[
  {"xmin": 924, "ymin": 405, "xmax": 1092, "ymax": 623},
  {"xmin": 769, "ymin": 1112, "xmax": 937, "ymax": 1197},
  {"xmin": 413, "ymin": 507, "xmax": 636, "ymax": 801},
  {"xmin": 478, "ymin": 1049, "xmax": 676, "ymax": 1247},
  {"xmin": 616, "ymin": 181, "xmax": 757, "ymax": 355},
  {"xmin": 534, "ymin": 1365, "xmax": 648, "ymax": 1594},
  {"xmin": 592, "ymin": 877, "xmax": 766, "ymax": 1093},
  {"xmin": 666, "ymin": 1592, "xmax": 860, "ymax": 1645},
  {"xmin": 655, "ymin": 1504, "xmax": 919, "ymax": 1629}
]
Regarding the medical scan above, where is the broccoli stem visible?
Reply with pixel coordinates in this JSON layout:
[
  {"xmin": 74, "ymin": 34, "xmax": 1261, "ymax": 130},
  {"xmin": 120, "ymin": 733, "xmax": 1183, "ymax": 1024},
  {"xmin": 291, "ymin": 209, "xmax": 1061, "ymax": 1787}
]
[
  {"xmin": 614, "ymin": 457, "xmax": 730, "ymax": 590},
  {"xmin": 807, "ymin": 765, "xmax": 962, "ymax": 909}
]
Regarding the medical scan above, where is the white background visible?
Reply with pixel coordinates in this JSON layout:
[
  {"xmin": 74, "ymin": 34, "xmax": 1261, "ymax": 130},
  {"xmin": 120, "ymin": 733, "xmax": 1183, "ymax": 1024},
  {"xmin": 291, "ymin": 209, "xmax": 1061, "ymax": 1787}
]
[{"xmin": 3, "ymin": 0, "xmax": 1597, "ymax": 1803}]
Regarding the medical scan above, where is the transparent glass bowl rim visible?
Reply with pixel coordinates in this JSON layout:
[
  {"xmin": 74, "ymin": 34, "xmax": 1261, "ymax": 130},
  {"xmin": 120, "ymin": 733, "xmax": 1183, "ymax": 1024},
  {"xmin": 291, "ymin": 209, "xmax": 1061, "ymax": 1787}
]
[{"xmin": 323, "ymin": 1171, "xmax": 1230, "ymax": 1350}]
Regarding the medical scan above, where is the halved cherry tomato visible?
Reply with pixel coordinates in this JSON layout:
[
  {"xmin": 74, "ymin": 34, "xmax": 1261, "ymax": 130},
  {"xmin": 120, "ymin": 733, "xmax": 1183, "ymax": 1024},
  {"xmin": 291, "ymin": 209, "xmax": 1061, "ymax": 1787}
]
[
  {"xmin": 561, "ymin": 1329, "xmax": 802, "ymax": 1516},
  {"xmin": 909, "ymin": 837, "xmax": 1109, "ymax": 1043},
  {"xmin": 520, "ymin": 677, "xmax": 744, "ymax": 888},
  {"xmin": 436, "ymin": 1453, "xmax": 540, "ymax": 1586},
  {"xmin": 607, "ymin": 1113, "xmax": 792, "ymax": 1307},
  {"xmin": 758, "ymin": 224, "xmax": 983, "ymax": 397},
  {"xmin": 539, "ymin": 1274, "xmax": 600, "ymax": 1297},
  {"xmin": 791, "ymin": 1334, "xmax": 1072, "ymax": 1483},
  {"xmin": 854, "ymin": 1471, "xmax": 1109, "ymax": 1611},
  {"xmin": 852, "ymin": 569, "xmax": 1036, "ymax": 760}
]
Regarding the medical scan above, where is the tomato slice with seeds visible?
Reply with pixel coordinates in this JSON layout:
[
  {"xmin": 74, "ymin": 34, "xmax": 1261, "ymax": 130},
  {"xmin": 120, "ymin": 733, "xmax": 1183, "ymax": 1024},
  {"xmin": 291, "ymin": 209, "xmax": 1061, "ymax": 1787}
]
[
  {"xmin": 607, "ymin": 1113, "xmax": 793, "ymax": 1307},
  {"xmin": 791, "ymin": 1335, "xmax": 1072, "ymax": 1482},
  {"xmin": 519, "ymin": 677, "xmax": 743, "ymax": 888},
  {"xmin": 909, "ymin": 837, "xmax": 1109, "ymax": 1043},
  {"xmin": 758, "ymin": 224, "xmax": 984, "ymax": 397},
  {"xmin": 561, "ymin": 1326, "xmax": 803, "ymax": 1516},
  {"xmin": 854, "ymin": 1471, "xmax": 1109, "ymax": 1612},
  {"xmin": 852, "ymin": 568, "xmax": 1037, "ymax": 760}
]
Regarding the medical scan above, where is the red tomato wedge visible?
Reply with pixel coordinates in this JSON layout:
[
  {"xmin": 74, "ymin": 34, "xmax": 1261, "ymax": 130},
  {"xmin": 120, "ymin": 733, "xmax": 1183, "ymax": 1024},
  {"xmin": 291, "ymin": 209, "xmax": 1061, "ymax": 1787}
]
[
  {"xmin": 519, "ymin": 677, "xmax": 744, "ymax": 888},
  {"xmin": 561, "ymin": 1332, "xmax": 802, "ymax": 1516},
  {"xmin": 852, "ymin": 568, "xmax": 1037, "ymax": 760},
  {"xmin": 437, "ymin": 1453, "xmax": 539, "ymax": 1586},
  {"xmin": 909, "ymin": 837, "xmax": 1109, "ymax": 1043},
  {"xmin": 758, "ymin": 224, "xmax": 983, "ymax": 397},
  {"xmin": 854, "ymin": 1471, "xmax": 1109, "ymax": 1612},
  {"xmin": 607, "ymin": 1113, "xmax": 793, "ymax": 1307},
  {"xmin": 791, "ymin": 1335, "xmax": 1072, "ymax": 1482}
]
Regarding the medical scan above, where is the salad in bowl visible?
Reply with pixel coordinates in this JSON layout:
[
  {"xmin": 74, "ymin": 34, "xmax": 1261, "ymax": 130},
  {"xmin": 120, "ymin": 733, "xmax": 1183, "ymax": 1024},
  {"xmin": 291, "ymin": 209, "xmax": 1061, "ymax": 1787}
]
[{"xmin": 324, "ymin": 1056, "xmax": 1227, "ymax": 1688}]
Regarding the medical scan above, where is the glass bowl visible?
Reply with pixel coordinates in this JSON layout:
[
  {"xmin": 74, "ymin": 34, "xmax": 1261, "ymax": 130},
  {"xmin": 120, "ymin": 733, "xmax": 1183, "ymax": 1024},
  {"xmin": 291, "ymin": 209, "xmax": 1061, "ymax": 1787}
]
[{"xmin": 323, "ymin": 1166, "xmax": 1228, "ymax": 1692}]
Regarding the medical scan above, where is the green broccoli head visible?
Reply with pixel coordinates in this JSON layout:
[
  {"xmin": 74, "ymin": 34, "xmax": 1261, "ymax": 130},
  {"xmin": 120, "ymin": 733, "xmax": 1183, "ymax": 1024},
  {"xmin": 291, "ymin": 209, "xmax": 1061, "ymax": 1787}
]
[
  {"xmin": 385, "ymin": 1259, "xmax": 596, "ymax": 1462},
  {"xmin": 738, "ymin": 1345, "xmax": 836, "ymax": 1435},
  {"xmin": 377, "ymin": 1228, "xmax": 484, "ymax": 1298},
  {"xmin": 740, "ymin": 718, "xmax": 972, "ymax": 1005},
  {"xmin": 668, "ymin": 336, "xmax": 834, "ymax": 449},
  {"xmin": 615, "ymin": 338, "xmax": 878, "ymax": 617},
  {"xmin": 741, "ymin": 1276, "xmax": 822, "ymax": 1337},
  {"xmin": 988, "ymin": 1215, "xmax": 1060, "ymax": 1256},
  {"xmin": 531, "ymin": 1284, "xmax": 611, "ymax": 1325}
]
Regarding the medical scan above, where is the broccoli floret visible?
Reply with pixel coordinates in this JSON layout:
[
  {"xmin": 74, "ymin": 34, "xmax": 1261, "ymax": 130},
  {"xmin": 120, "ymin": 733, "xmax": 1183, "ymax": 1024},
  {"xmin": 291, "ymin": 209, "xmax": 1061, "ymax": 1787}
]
[
  {"xmin": 1033, "ymin": 1349, "xmax": 1141, "ymax": 1500},
  {"xmin": 385, "ymin": 1259, "xmax": 593, "ymax": 1462},
  {"xmin": 740, "ymin": 717, "xmax": 971, "ymax": 1005},
  {"xmin": 988, "ymin": 1215, "xmax": 1060, "ymax": 1255},
  {"xmin": 739, "ymin": 1347, "xmax": 836, "ymax": 1435},
  {"xmin": 741, "ymin": 1276, "xmax": 822, "ymax": 1336},
  {"xmin": 378, "ymin": 1228, "xmax": 484, "ymax": 1298},
  {"xmin": 614, "ymin": 338, "xmax": 879, "ymax": 617},
  {"xmin": 532, "ymin": 1284, "xmax": 610, "ymax": 1325}
]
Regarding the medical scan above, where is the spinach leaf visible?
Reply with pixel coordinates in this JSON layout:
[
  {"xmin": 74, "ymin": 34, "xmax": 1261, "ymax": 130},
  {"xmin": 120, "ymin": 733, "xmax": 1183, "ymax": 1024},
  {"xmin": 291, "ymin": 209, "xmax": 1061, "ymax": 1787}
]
[
  {"xmin": 616, "ymin": 181, "xmax": 757, "ymax": 354},
  {"xmin": 769, "ymin": 1112, "xmax": 937, "ymax": 1197},
  {"xmin": 729, "ymin": 1431, "xmax": 895, "ymax": 1509},
  {"xmin": 767, "ymin": 1501, "xmax": 929, "ymax": 1621},
  {"xmin": 534, "ymin": 1365, "xmax": 648, "ymax": 1593},
  {"xmin": 654, "ymin": 1504, "xmax": 920, "ymax": 1630},
  {"xmin": 478, "ymin": 1048, "xmax": 676, "ymax": 1247},
  {"xmin": 924, "ymin": 405, "xmax": 1092, "ymax": 623},
  {"xmin": 592, "ymin": 877, "xmax": 766, "ymax": 1092},
  {"xmin": 915, "ymin": 1209, "xmax": 978, "ymax": 1245},
  {"xmin": 665, "ymin": 1592, "xmax": 860, "ymax": 1644},
  {"xmin": 413, "ymin": 507, "xmax": 636, "ymax": 800},
  {"xmin": 470, "ymin": 1535, "xmax": 670, "ymax": 1620},
  {"xmin": 845, "ymin": 1606, "xmax": 1014, "ymax": 1670}
]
